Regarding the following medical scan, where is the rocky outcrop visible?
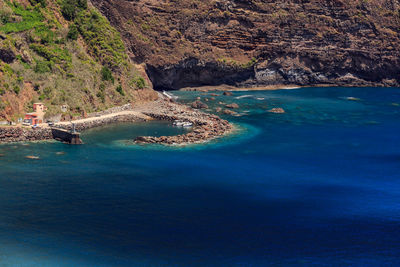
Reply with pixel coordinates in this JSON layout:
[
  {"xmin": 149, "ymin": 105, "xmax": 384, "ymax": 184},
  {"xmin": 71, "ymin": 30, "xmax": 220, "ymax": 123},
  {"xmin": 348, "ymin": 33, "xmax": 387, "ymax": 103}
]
[
  {"xmin": 146, "ymin": 58, "xmax": 254, "ymax": 90},
  {"xmin": 134, "ymin": 98, "xmax": 233, "ymax": 145},
  {"xmin": 91, "ymin": 0, "xmax": 400, "ymax": 89},
  {"xmin": 0, "ymin": 48, "xmax": 15, "ymax": 63}
]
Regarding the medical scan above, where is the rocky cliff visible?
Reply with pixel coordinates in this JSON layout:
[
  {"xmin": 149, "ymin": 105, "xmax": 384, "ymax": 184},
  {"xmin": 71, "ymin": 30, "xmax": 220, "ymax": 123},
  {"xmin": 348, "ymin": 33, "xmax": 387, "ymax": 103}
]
[{"xmin": 91, "ymin": 0, "xmax": 400, "ymax": 89}]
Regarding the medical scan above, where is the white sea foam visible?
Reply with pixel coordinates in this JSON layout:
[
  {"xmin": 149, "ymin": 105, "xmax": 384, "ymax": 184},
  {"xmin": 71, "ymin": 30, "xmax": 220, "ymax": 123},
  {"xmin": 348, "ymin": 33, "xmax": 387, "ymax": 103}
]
[{"xmin": 235, "ymin": 95, "xmax": 253, "ymax": 99}]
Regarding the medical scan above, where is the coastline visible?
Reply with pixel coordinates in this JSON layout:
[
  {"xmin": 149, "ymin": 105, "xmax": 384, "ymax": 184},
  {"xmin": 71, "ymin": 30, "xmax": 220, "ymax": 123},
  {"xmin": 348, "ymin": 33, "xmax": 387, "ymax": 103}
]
[
  {"xmin": 0, "ymin": 95, "xmax": 233, "ymax": 146},
  {"xmin": 179, "ymin": 84, "xmax": 333, "ymax": 92}
]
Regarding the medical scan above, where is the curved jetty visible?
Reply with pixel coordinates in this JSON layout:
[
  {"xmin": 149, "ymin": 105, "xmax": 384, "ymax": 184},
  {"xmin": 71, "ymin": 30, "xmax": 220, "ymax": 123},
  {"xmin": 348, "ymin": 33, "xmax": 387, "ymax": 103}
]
[
  {"xmin": 0, "ymin": 96, "xmax": 233, "ymax": 146},
  {"xmin": 134, "ymin": 98, "xmax": 233, "ymax": 145}
]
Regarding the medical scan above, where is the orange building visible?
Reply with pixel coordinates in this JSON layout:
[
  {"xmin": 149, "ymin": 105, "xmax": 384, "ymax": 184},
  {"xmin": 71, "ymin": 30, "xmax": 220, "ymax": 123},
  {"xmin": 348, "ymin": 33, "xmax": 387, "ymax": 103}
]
[
  {"xmin": 24, "ymin": 113, "xmax": 41, "ymax": 125},
  {"xmin": 23, "ymin": 103, "xmax": 46, "ymax": 126}
]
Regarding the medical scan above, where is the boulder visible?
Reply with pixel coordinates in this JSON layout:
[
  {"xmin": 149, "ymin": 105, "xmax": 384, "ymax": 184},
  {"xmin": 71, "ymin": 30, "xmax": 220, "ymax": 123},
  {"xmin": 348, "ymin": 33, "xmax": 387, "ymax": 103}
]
[
  {"xmin": 191, "ymin": 100, "xmax": 208, "ymax": 109},
  {"xmin": 223, "ymin": 91, "xmax": 233, "ymax": 96}
]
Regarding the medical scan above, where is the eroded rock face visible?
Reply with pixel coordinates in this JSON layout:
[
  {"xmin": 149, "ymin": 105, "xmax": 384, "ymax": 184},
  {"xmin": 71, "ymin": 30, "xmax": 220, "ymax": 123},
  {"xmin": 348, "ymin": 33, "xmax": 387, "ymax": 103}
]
[
  {"xmin": 91, "ymin": 0, "xmax": 400, "ymax": 88},
  {"xmin": 0, "ymin": 48, "xmax": 15, "ymax": 63}
]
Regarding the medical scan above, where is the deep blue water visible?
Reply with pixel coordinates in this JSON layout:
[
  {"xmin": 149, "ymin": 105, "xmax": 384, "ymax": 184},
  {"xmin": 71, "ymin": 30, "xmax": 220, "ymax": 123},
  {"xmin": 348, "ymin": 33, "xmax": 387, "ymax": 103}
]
[{"xmin": 1, "ymin": 87, "xmax": 400, "ymax": 266}]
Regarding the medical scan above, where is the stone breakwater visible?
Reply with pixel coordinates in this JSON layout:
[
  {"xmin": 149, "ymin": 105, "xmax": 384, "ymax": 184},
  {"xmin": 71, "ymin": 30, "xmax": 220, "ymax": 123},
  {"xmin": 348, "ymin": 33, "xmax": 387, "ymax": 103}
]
[
  {"xmin": 134, "ymin": 99, "xmax": 233, "ymax": 145},
  {"xmin": 0, "ymin": 127, "xmax": 53, "ymax": 143},
  {"xmin": 86, "ymin": 104, "xmax": 133, "ymax": 119},
  {"xmin": 54, "ymin": 113, "xmax": 148, "ymax": 132}
]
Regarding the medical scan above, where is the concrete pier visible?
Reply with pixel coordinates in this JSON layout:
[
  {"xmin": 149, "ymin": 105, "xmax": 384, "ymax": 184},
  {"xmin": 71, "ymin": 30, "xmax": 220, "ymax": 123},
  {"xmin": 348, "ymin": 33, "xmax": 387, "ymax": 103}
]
[{"xmin": 51, "ymin": 127, "xmax": 83, "ymax": 144}]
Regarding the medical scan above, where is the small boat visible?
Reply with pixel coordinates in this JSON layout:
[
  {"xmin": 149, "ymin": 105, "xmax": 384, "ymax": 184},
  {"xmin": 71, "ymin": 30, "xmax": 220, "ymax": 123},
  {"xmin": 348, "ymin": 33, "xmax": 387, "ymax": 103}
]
[{"xmin": 173, "ymin": 120, "xmax": 193, "ymax": 127}]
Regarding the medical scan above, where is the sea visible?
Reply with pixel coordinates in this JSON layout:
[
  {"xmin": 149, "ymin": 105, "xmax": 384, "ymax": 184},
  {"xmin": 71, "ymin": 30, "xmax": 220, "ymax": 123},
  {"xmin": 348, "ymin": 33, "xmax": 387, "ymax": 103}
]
[{"xmin": 0, "ymin": 87, "xmax": 399, "ymax": 266}]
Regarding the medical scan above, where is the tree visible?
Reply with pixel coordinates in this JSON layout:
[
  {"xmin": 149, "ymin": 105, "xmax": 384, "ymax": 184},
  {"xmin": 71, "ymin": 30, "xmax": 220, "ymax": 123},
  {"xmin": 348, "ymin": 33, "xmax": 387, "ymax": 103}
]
[
  {"xmin": 67, "ymin": 24, "xmax": 79, "ymax": 40},
  {"xmin": 61, "ymin": 0, "xmax": 87, "ymax": 20}
]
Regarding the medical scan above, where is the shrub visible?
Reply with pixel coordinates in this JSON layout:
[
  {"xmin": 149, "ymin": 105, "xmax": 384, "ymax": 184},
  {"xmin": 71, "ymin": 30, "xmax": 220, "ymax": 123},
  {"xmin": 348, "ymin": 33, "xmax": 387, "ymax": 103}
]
[
  {"xmin": 67, "ymin": 24, "xmax": 79, "ymax": 40},
  {"xmin": 29, "ymin": 0, "xmax": 47, "ymax": 7},
  {"xmin": 61, "ymin": 0, "xmax": 77, "ymax": 20},
  {"xmin": 43, "ymin": 87, "xmax": 52, "ymax": 99},
  {"xmin": 96, "ymin": 91, "xmax": 105, "ymax": 103},
  {"xmin": 131, "ymin": 76, "xmax": 146, "ymax": 89},
  {"xmin": 34, "ymin": 60, "xmax": 52, "ymax": 73},
  {"xmin": 0, "ymin": 5, "xmax": 13, "ymax": 24},
  {"xmin": 13, "ymin": 85, "xmax": 20, "ymax": 95},
  {"xmin": 116, "ymin": 85, "xmax": 125, "ymax": 96},
  {"xmin": 101, "ymin": 66, "xmax": 114, "ymax": 82},
  {"xmin": 61, "ymin": 0, "xmax": 87, "ymax": 20}
]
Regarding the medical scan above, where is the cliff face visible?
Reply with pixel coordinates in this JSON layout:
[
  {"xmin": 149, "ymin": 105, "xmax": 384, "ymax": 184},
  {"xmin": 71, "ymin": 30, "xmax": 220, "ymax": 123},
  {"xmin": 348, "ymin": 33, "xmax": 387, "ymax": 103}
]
[{"xmin": 91, "ymin": 0, "xmax": 400, "ymax": 89}]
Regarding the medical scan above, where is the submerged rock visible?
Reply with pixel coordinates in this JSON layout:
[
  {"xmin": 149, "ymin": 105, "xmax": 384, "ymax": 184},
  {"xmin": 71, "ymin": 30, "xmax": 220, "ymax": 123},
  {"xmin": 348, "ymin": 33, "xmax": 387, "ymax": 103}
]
[
  {"xmin": 268, "ymin": 108, "xmax": 285, "ymax": 114},
  {"xmin": 223, "ymin": 109, "xmax": 237, "ymax": 115},
  {"xmin": 225, "ymin": 103, "xmax": 239, "ymax": 109},
  {"xmin": 223, "ymin": 91, "xmax": 233, "ymax": 96}
]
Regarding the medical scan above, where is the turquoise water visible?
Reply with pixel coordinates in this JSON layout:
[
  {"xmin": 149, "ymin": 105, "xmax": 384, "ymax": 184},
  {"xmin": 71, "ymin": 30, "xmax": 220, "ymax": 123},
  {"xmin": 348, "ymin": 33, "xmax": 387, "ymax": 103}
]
[{"xmin": 0, "ymin": 87, "xmax": 400, "ymax": 266}]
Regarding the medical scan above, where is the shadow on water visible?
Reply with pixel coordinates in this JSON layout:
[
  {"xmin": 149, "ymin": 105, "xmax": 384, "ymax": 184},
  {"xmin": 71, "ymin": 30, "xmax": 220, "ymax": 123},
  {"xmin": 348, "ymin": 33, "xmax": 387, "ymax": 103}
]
[{"xmin": 1, "ymin": 178, "xmax": 400, "ymax": 266}]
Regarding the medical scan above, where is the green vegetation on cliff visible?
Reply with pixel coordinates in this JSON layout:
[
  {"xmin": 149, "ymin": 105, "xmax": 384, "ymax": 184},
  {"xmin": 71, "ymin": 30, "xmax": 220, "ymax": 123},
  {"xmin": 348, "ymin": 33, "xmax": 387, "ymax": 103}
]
[{"xmin": 0, "ymin": 0, "xmax": 151, "ymax": 121}]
